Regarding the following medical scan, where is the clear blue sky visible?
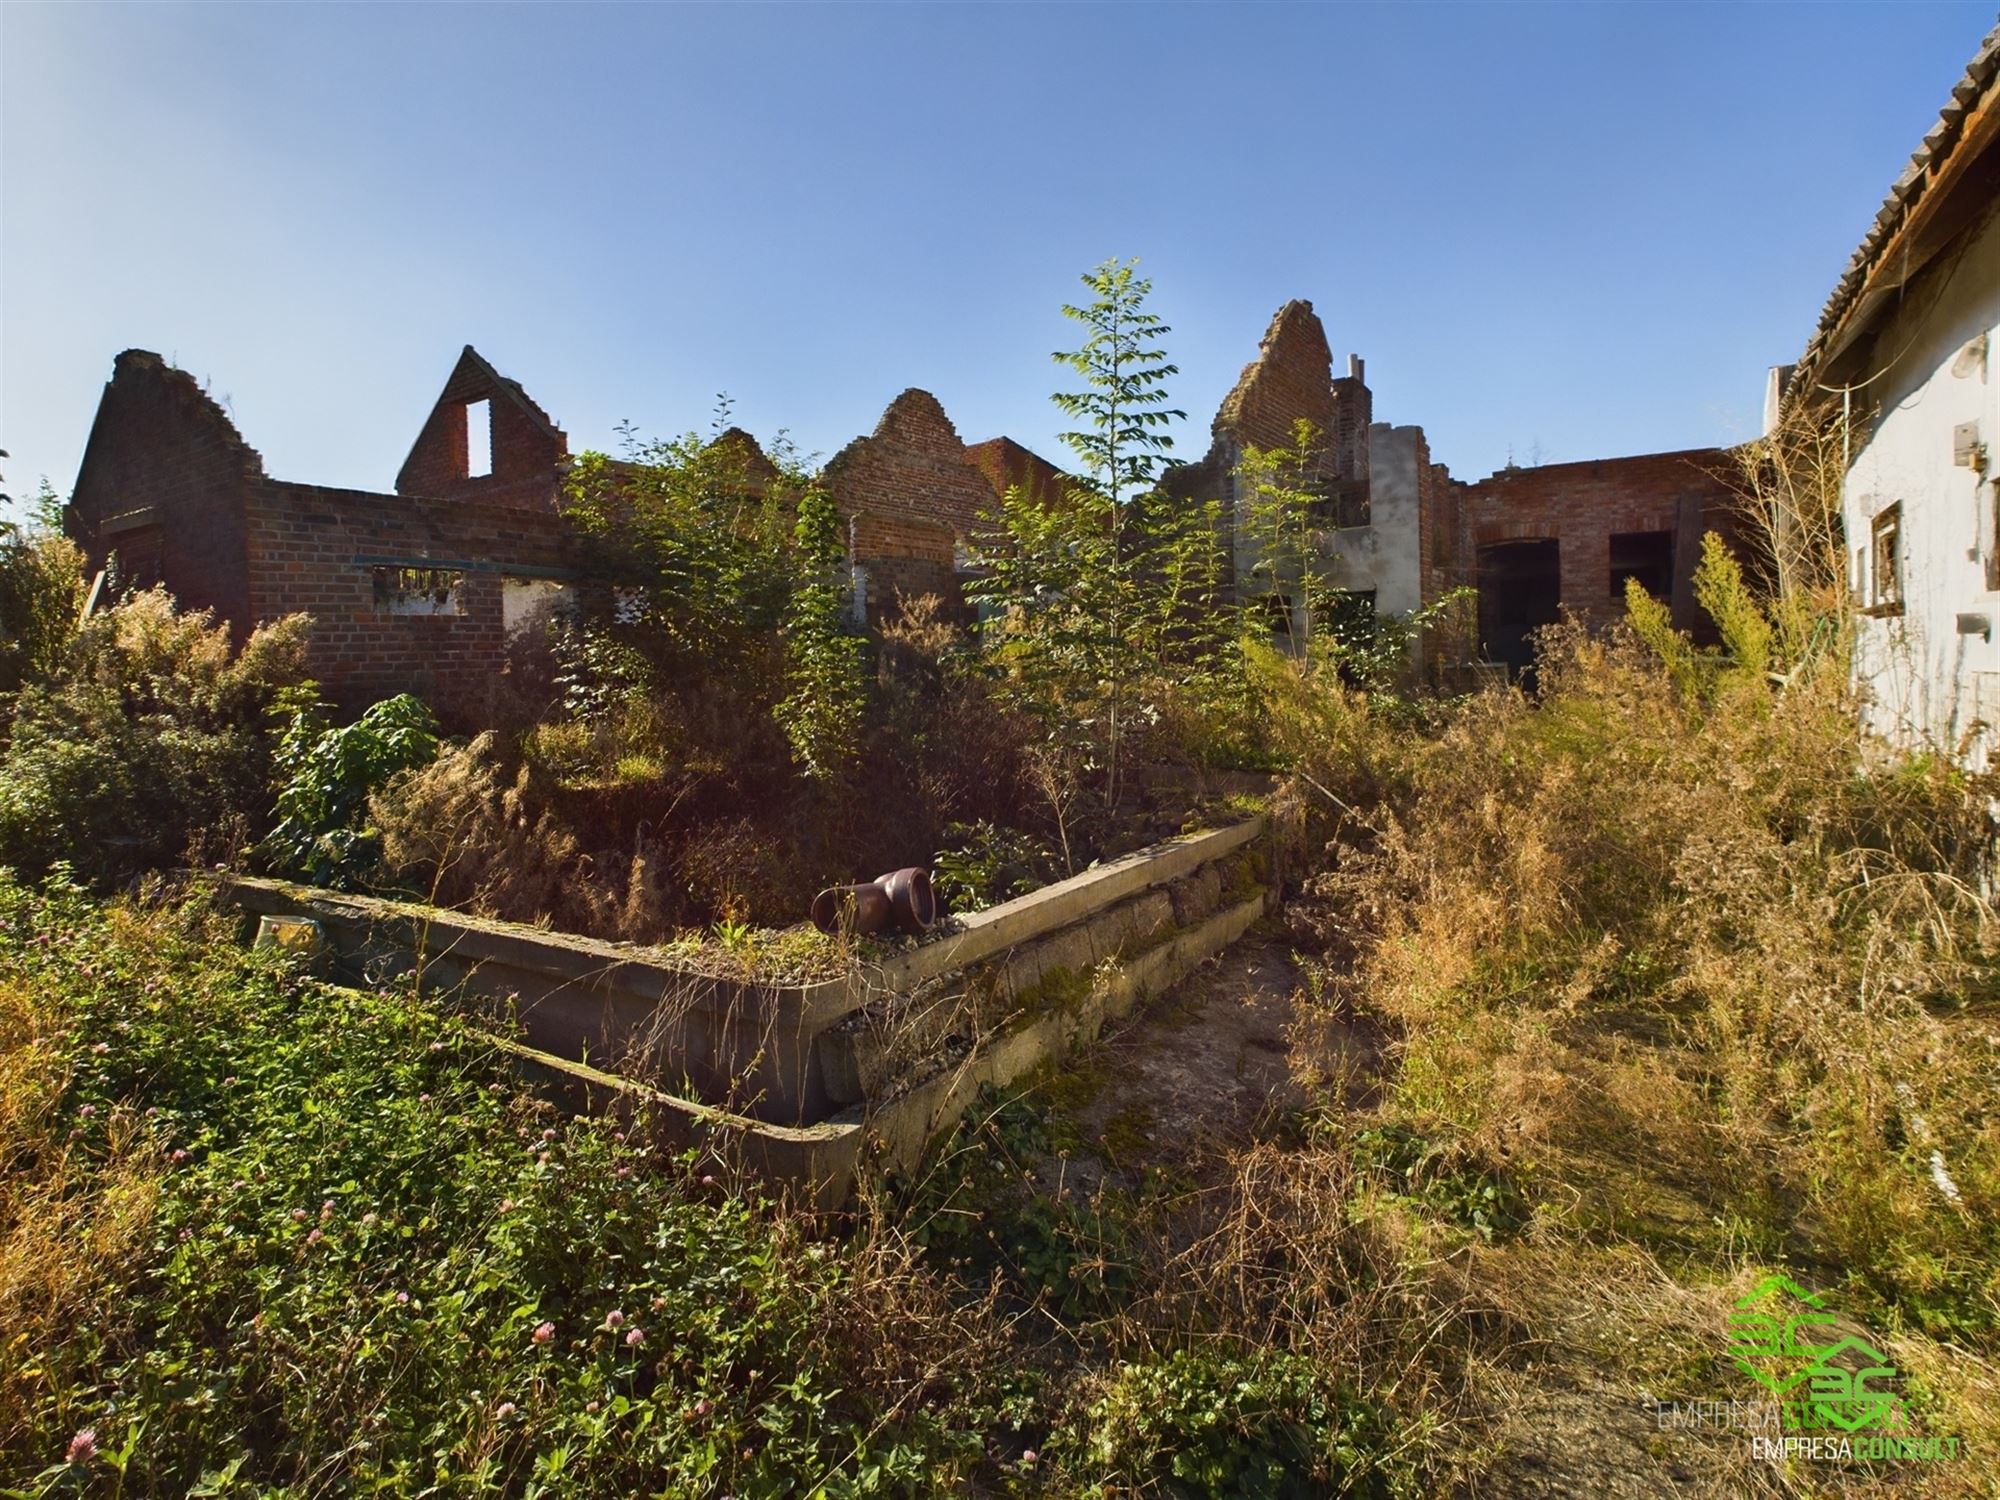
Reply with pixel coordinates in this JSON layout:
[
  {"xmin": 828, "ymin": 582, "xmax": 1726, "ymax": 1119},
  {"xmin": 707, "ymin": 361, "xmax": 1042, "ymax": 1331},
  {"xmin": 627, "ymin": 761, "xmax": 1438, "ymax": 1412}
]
[{"xmin": 2, "ymin": 1, "xmax": 1994, "ymax": 514}]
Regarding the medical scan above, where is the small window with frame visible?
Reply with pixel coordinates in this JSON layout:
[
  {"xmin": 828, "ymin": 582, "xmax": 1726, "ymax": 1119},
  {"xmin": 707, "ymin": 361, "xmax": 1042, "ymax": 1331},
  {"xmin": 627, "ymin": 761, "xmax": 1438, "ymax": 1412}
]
[{"xmin": 1867, "ymin": 503, "xmax": 1903, "ymax": 616}]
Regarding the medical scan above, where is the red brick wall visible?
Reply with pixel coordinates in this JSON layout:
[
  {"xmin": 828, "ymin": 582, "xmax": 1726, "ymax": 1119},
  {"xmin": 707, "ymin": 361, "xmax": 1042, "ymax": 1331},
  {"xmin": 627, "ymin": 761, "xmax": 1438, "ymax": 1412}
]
[
  {"xmin": 394, "ymin": 346, "xmax": 567, "ymax": 511},
  {"xmin": 68, "ymin": 350, "xmax": 264, "ymax": 635},
  {"xmin": 963, "ymin": 436, "xmax": 1069, "ymax": 509},
  {"xmin": 1164, "ymin": 300, "xmax": 1358, "ymax": 599},
  {"xmin": 1329, "ymin": 369, "xmax": 1372, "ymax": 506},
  {"xmin": 822, "ymin": 389, "xmax": 995, "ymax": 619},
  {"xmin": 1213, "ymin": 301, "xmax": 1338, "ymax": 454},
  {"xmin": 1463, "ymin": 448, "xmax": 1740, "ymax": 636},
  {"xmin": 846, "ymin": 511, "xmax": 958, "ymax": 620},
  {"xmin": 244, "ymin": 480, "xmax": 573, "ymax": 723}
]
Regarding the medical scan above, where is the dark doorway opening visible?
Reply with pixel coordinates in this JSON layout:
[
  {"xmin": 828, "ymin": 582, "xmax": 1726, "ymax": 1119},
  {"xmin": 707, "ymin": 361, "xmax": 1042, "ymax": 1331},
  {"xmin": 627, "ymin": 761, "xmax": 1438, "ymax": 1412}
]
[
  {"xmin": 1478, "ymin": 539, "xmax": 1561, "ymax": 685},
  {"xmin": 1609, "ymin": 530, "xmax": 1674, "ymax": 602}
]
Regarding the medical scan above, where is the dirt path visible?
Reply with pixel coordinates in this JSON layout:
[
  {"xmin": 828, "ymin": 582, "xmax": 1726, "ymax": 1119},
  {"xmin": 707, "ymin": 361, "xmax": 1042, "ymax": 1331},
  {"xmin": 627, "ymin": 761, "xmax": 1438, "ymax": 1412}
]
[
  {"xmin": 1081, "ymin": 935, "xmax": 1306, "ymax": 1160},
  {"xmin": 1012, "ymin": 933, "xmax": 1347, "ymax": 1199},
  {"xmin": 1004, "ymin": 935, "xmax": 1834, "ymax": 1498}
]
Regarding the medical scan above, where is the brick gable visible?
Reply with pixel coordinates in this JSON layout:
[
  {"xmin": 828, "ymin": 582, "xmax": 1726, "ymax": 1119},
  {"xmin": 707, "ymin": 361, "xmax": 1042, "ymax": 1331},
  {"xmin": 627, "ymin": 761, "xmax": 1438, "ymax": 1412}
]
[
  {"xmin": 395, "ymin": 345, "xmax": 568, "ymax": 511},
  {"xmin": 821, "ymin": 388, "xmax": 998, "ymax": 620}
]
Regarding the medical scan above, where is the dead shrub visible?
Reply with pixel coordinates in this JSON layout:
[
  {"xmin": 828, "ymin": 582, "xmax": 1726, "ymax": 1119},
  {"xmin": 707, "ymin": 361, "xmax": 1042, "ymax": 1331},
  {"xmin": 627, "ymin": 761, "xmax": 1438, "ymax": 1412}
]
[{"xmin": 371, "ymin": 733, "xmax": 592, "ymax": 926}]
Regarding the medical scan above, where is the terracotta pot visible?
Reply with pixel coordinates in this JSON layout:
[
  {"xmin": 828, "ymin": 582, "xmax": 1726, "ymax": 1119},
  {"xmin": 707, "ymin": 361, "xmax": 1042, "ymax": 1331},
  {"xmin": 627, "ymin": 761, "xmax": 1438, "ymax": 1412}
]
[
  {"xmin": 811, "ymin": 867, "xmax": 935, "ymax": 937},
  {"xmin": 881, "ymin": 867, "xmax": 936, "ymax": 933}
]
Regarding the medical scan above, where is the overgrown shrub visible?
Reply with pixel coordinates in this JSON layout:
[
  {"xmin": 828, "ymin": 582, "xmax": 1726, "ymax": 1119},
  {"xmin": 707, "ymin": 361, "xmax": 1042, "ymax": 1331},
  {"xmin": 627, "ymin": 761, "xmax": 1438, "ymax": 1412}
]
[
  {"xmin": 0, "ymin": 517, "xmax": 85, "ymax": 701},
  {"xmin": 1289, "ymin": 541, "xmax": 2000, "ymax": 1339},
  {"xmin": 0, "ymin": 871, "xmax": 1001, "ymax": 1493},
  {"xmin": 371, "ymin": 731, "xmax": 585, "ymax": 919},
  {"xmin": 264, "ymin": 692, "xmax": 440, "ymax": 887},
  {"xmin": 931, "ymin": 820, "xmax": 1059, "ymax": 914},
  {"xmin": 0, "ymin": 591, "xmax": 310, "ymax": 883}
]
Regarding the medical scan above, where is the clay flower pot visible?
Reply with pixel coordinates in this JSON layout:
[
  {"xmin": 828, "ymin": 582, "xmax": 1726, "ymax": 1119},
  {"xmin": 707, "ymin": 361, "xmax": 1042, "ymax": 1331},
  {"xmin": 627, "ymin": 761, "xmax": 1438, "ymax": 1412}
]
[{"xmin": 811, "ymin": 867, "xmax": 936, "ymax": 937}]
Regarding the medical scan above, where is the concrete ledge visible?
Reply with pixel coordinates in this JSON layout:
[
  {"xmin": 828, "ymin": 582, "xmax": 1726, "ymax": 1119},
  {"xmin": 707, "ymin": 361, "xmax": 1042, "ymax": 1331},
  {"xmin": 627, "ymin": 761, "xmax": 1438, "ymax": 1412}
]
[
  {"xmin": 490, "ymin": 887, "xmax": 1273, "ymax": 1208},
  {"xmin": 486, "ymin": 1035, "xmax": 869, "ymax": 1213},
  {"xmin": 223, "ymin": 876, "xmax": 853, "ymax": 1025},
  {"xmin": 861, "ymin": 816, "xmax": 1263, "ymax": 994},
  {"xmin": 849, "ymin": 888, "xmax": 1272, "ymax": 1188},
  {"xmin": 220, "ymin": 875, "xmax": 853, "ymax": 1123},
  {"xmin": 216, "ymin": 814, "xmax": 1274, "ymax": 1159}
]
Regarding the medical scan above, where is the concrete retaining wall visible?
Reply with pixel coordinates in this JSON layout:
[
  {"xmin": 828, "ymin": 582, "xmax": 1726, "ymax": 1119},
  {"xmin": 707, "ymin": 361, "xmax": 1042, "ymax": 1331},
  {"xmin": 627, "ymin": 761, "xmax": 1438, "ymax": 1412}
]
[{"xmin": 222, "ymin": 814, "xmax": 1277, "ymax": 1202}]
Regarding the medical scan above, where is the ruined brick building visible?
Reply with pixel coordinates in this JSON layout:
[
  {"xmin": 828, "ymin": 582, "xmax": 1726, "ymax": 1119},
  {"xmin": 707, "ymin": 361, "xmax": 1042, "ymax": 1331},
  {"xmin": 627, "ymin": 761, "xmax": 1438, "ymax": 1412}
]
[
  {"xmin": 68, "ymin": 306, "xmax": 1746, "ymax": 714},
  {"xmin": 67, "ymin": 345, "xmax": 1050, "ymax": 718},
  {"xmin": 1164, "ymin": 299, "xmax": 1741, "ymax": 677},
  {"xmin": 68, "ymin": 347, "xmax": 574, "ymax": 722}
]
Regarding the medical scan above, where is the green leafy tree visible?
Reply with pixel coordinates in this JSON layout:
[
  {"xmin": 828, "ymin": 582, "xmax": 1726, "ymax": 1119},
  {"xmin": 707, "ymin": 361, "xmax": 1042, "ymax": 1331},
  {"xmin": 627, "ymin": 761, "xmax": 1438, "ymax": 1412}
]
[
  {"xmin": 1235, "ymin": 419, "xmax": 1335, "ymax": 656},
  {"xmin": 1052, "ymin": 259, "xmax": 1185, "ymax": 516},
  {"xmin": 774, "ymin": 484, "xmax": 866, "ymax": 779},
  {"xmin": 559, "ymin": 404, "xmax": 799, "ymax": 683},
  {"xmin": 976, "ymin": 260, "xmax": 1214, "ymax": 814}
]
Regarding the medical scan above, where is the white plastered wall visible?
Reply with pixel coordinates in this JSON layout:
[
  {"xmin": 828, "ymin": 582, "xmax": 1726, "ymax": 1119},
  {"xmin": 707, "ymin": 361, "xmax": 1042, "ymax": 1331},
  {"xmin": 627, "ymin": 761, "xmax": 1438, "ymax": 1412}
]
[{"xmin": 1841, "ymin": 202, "xmax": 2000, "ymax": 765}]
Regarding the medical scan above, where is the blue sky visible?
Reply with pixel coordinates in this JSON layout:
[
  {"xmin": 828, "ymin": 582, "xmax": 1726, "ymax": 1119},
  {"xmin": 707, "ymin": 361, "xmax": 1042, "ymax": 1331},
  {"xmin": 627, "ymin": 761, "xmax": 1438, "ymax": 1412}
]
[{"xmin": 3, "ymin": 1, "xmax": 1994, "ymax": 514}]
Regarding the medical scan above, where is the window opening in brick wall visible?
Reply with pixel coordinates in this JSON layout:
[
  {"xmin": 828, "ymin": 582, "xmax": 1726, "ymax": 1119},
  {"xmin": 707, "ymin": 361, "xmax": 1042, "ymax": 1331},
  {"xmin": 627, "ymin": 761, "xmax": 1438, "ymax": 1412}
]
[
  {"xmin": 372, "ymin": 565, "xmax": 465, "ymax": 616},
  {"xmin": 109, "ymin": 527, "xmax": 165, "ymax": 591},
  {"xmin": 1868, "ymin": 503, "xmax": 1903, "ymax": 615},
  {"xmin": 848, "ymin": 565, "xmax": 871, "ymax": 628},
  {"xmin": 502, "ymin": 577, "xmax": 573, "ymax": 638},
  {"xmin": 1477, "ymin": 538, "xmax": 1561, "ymax": 687},
  {"xmin": 1304, "ymin": 476, "xmax": 1370, "ymax": 530},
  {"xmin": 464, "ymin": 399, "xmax": 492, "ymax": 479},
  {"xmin": 1609, "ymin": 530, "xmax": 1674, "ymax": 600}
]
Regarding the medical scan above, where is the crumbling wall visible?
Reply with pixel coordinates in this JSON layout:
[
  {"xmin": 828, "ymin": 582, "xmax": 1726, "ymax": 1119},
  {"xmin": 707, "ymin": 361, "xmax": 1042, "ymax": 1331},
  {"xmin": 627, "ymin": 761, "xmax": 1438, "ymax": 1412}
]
[
  {"xmin": 1329, "ymin": 356, "xmax": 1373, "ymax": 519},
  {"xmin": 1462, "ymin": 448, "xmax": 1740, "ymax": 643},
  {"xmin": 68, "ymin": 351, "xmax": 265, "ymax": 635},
  {"xmin": 69, "ymin": 348, "xmax": 582, "ymax": 725},
  {"xmin": 821, "ymin": 389, "xmax": 996, "ymax": 620},
  {"xmin": 1331, "ymin": 424, "xmax": 1428, "ymax": 617},
  {"xmin": 243, "ymin": 480, "xmax": 572, "ymax": 723},
  {"xmin": 395, "ymin": 345, "xmax": 568, "ymax": 511},
  {"xmin": 1165, "ymin": 300, "xmax": 1351, "ymax": 598}
]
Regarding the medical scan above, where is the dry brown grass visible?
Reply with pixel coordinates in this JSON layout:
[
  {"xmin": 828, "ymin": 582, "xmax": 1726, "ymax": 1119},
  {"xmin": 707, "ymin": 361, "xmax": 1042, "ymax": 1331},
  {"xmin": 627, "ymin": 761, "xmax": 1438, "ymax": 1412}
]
[
  {"xmin": 1255, "ymin": 543, "xmax": 2000, "ymax": 1491},
  {"xmin": 0, "ymin": 979, "xmax": 160, "ymax": 1453}
]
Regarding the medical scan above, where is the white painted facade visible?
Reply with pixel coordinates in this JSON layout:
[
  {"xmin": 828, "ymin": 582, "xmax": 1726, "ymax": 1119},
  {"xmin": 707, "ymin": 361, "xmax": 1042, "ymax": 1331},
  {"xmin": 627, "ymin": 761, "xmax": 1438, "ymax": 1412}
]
[{"xmin": 1841, "ymin": 201, "xmax": 2000, "ymax": 765}]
